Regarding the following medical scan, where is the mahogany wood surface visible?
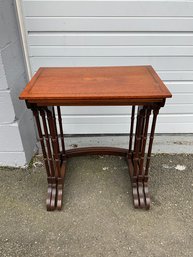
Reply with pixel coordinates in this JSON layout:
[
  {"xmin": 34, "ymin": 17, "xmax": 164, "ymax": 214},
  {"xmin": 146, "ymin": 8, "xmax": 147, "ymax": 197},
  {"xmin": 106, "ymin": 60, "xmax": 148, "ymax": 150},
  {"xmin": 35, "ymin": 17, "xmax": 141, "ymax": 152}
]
[{"xmin": 19, "ymin": 66, "xmax": 171, "ymax": 105}]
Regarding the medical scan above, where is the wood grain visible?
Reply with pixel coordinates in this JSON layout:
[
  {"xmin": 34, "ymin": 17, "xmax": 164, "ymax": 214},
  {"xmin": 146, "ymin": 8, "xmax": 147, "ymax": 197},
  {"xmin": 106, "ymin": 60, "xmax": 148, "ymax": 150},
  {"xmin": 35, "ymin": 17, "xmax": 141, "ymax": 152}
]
[{"xmin": 19, "ymin": 66, "xmax": 171, "ymax": 105}]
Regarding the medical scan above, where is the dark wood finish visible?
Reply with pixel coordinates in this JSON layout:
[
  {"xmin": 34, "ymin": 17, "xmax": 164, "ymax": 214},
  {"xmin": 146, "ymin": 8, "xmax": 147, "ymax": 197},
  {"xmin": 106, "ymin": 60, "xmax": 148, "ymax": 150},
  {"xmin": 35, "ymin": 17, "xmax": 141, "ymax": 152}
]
[
  {"xmin": 57, "ymin": 106, "xmax": 66, "ymax": 159},
  {"xmin": 32, "ymin": 109, "xmax": 50, "ymax": 177},
  {"xmin": 66, "ymin": 147, "xmax": 128, "ymax": 157},
  {"xmin": 46, "ymin": 108, "xmax": 61, "ymax": 178},
  {"xmin": 128, "ymin": 106, "xmax": 135, "ymax": 156},
  {"xmin": 30, "ymin": 98, "xmax": 165, "ymax": 106},
  {"xmin": 40, "ymin": 109, "xmax": 55, "ymax": 178},
  {"xmin": 19, "ymin": 66, "xmax": 172, "ymax": 211}
]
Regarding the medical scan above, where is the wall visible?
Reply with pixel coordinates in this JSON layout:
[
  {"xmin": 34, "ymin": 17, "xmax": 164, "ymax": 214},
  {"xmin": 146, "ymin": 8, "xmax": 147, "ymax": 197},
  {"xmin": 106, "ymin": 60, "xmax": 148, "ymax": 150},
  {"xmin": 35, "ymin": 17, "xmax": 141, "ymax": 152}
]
[
  {"xmin": 22, "ymin": 0, "xmax": 193, "ymax": 134},
  {"xmin": 0, "ymin": 0, "xmax": 36, "ymax": 166}
]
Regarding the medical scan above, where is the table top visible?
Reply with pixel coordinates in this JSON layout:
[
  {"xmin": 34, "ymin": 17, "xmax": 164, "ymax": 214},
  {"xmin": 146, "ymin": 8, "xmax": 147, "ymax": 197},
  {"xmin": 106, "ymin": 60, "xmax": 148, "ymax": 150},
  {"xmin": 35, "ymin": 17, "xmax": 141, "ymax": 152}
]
[{"xmin": 19, "ymin": 66, "xmax": 172, "ymax": 106}]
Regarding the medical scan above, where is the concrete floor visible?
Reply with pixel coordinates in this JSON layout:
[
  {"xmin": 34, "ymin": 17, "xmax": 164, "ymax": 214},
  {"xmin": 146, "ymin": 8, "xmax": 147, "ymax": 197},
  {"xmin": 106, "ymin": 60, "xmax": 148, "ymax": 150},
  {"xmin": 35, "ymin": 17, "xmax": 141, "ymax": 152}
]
[{"xmin": 0, "ymin": 154, "xmax": 193, "ymax": 257}]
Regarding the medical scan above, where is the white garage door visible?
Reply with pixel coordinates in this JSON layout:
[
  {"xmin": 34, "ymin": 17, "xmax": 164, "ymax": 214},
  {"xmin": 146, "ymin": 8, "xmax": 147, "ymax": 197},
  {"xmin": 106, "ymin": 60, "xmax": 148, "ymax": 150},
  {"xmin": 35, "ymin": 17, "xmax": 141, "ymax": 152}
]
[{"xmin": 22, "ymin": 0, "xmax": 193, "ymax": 134}]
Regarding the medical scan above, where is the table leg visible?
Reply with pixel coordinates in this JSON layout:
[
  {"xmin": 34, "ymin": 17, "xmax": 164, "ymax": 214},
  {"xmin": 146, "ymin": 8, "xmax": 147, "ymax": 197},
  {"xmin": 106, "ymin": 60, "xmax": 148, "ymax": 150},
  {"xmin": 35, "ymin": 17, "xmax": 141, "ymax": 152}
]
[
  {"xmin": 128, "ymin": 104, "xmax": 161, "ymax": 209},
  {"xmin": 46, "ymin": 107, "xmax": 66, "ymax": 211},
  {"xmin": 143, "ymin": 105, "xmax": 160, "ymax": 209},
  {"xmin": 135, "ymin": 106, "xmax": 147, "ymax": 209},
  {"xmin": 32, "ymin": 108, "xmax": 55, "ymax": 211},
  {"xmin": 39, "ymin": 109, "xmax": 56, "ymax": 211},
  {"xmin": 138, "ymin": 107, "xmax": 151, "ymax": 209},
  {"xmin": 129, "ymin": 106, "xmax": 146, "ymax": 208},
  {"xmin": 32, "ymin": 106, "xmax": 66, "ymax": 211},
  {"xmin": 56, "ymin": 106, "xmax": 67, "ymax": 210}
]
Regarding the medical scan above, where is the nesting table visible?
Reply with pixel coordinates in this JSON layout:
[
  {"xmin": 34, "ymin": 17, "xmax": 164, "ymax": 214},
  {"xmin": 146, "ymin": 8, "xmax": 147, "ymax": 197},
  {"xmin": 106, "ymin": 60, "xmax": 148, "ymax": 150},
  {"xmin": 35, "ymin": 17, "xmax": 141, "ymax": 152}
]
[{"xmin": 19, "ymin": 66, "xmax": 172, "ymax": 211}]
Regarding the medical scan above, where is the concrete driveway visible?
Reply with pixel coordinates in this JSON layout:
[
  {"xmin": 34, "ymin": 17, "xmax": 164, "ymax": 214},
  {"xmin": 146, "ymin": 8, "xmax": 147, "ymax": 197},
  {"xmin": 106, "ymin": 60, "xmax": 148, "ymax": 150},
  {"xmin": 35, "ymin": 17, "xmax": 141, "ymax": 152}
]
[{"xmin": 0, "ymin": 154, "xmax": 193, "ymax": 257}]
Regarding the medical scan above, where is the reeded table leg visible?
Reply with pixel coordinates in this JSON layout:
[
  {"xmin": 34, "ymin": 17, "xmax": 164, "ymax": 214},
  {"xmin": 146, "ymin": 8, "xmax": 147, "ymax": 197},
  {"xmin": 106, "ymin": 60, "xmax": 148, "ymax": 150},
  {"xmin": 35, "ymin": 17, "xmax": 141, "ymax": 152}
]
[
  {"xmin": 32, "ymin": 108, "xmax": 55, "ymax": 211},
  {"xmin": 32, "ymin": 105, "xmax": 66, "ymax": 211},
  {"xmin": 46, "ymin": 106, "xmax": 67, "ymax": 211},
  {"xmin": 128, "ymin": 103, "xmax": 161, "ymax": 210}
]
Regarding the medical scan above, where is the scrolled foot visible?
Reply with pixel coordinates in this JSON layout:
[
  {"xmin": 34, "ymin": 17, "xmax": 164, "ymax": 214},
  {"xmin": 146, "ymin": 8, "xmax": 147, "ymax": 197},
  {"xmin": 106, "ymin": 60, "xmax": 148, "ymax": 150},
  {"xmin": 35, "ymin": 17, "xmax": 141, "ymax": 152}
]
[
  {"xmin": 56, "ymin": 183, "xmax": 63, "ymax": 210},
  {"xmin": 132, "ymin": 183, "xmax": 139, "ymax": 208},
  {"xmin": 143, "ymin": 182, "xmax": 150, "ymax": 210},
  {"xmin": 46, "ymin": 183, "xmax": 52, "ymax": 211},
  {"xmin": 138, "ymin": 181, "xmax": 146, "ymax": 208},
  {"xmin": 56, "ymin": 177, "xmax": 64, "ymax": 210},
  {"xmin": 131, "ymin": 178, "xmax": 151, "ymax": 210},
  {"xmin": 50, "ymin": 183, "xmax": 57, "ymax": 211},
  {"xmin": 131, "ymin": 176, "xmax": 140, "ymax": 208},
  {"xmin": 56, "ymin": 161, "xmax": 66, "ymax": 210},
  {"xmin": 46, "ymin": 177, "xmax": 57, "ymax": 211}
]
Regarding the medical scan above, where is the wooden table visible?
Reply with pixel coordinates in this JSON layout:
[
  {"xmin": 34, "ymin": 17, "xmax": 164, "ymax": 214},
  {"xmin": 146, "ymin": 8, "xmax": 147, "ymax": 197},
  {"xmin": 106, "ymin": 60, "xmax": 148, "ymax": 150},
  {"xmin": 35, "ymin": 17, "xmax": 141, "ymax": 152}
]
[{"xmin": 19, "ymin": 66, "xmax": 172, "ymax": 211}]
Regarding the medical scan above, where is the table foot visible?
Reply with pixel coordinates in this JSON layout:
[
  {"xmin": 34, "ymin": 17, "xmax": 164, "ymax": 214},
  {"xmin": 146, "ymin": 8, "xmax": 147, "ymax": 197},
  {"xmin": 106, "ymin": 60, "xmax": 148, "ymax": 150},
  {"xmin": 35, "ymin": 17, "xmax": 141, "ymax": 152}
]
[
  {"xmin": 128, "ymin": 159, "xmax": 150, "ymax": 209},
  {"xmin": 54, "ymin": 161, "xmax": 66, "ymax": 211},
  {"xmin": 50, "ymin": 183, "xmax": 57, "ymax": 211},
  {"xmin": 132, "ymin": 180, "xmax": 140, "ymax": 208},
  {"xmin": 138, "ymin": 181, "xmax": 146, "ymax": 208},
  {"xmin": 46, "ymin": 177, "xmax": 57, "ymax": 211},
  {"xmin": 46, "ymin": 178, "xmax": 65, "ymax": 211},
  {"xmin": 143, "ymin": 181, "xmax": 150, "ymax": 210},
  {"xmin": 131, "ymin": 179, "xmax": 150, "ymax": 210},
  {"xmin": 56, "ymin": 182, "xmax": 63, "ymax": 210},
  {"xmin": 46, "ymin": 183, "xmax": 52, "ymax": 211}
]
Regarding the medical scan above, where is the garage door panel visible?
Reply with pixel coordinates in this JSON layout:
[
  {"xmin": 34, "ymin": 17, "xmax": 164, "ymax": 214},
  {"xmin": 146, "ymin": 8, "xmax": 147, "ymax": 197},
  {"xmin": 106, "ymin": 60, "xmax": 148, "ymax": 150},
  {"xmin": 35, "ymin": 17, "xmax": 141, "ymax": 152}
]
[
  {"xmin": 22, "ymin": 0, "xmax": 193, "ymax": 134},
  {"xmin": 30, "ymin": 57, "xmax": 193, "ymax": 71},
  {"xmin": 28, "ymin": 32, "xmax": 193, "ymax": 46},
  {"xmin": 23, "ymin": 1, "xmax": 193, "ymax": 17},
  {"xmin": 26, "ymin": 17, "xmax": 193, "ymax": 32}
]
